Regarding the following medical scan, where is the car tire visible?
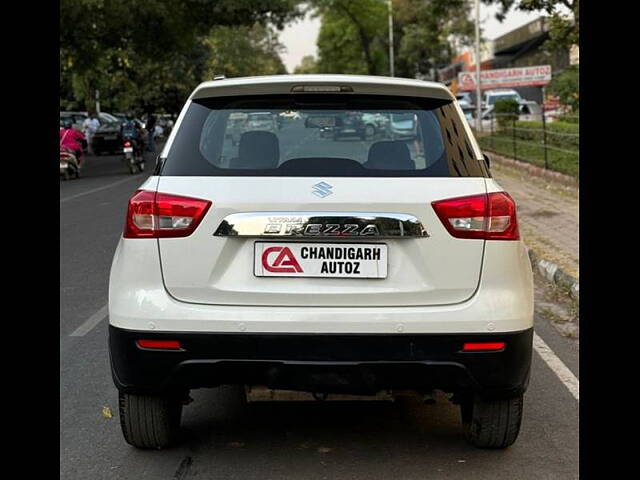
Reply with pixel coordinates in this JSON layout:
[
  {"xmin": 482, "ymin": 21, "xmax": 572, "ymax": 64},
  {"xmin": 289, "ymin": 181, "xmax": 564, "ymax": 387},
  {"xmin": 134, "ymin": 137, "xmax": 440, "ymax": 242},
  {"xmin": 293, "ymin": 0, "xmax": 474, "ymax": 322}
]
[
  {"xmin": 461, "ymin": 394, "xmax": 523, "ymax": 449},
  {"xmin": 365, "ymin": 125, "xmax": 375, "ymax": 138},
  {"xmin": 118, "ymin": 391, "xmax": 183, "ymax": 449}
]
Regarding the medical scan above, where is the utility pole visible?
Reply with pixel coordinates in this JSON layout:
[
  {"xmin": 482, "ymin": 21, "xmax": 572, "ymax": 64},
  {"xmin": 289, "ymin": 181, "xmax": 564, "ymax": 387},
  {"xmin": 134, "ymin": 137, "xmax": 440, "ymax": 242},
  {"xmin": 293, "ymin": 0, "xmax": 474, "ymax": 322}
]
[
  {"xmin": 95, "ymin": 89, "xmax": 101, "ymax": 115},
  {"xmin": 388, "ymin": 0, "xmax": 395, "ymax": 77},
  {"xmin": 475, "ymin": 0, "xmax": 482, "ymax": 132}
]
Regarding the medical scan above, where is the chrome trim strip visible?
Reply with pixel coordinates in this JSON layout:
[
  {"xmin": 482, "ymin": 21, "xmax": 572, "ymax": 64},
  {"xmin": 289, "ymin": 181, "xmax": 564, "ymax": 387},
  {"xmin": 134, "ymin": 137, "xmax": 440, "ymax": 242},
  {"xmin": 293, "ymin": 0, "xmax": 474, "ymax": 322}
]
[{"xmin": 214, "ymin": 212, "xmax": 429, "ymax": 238}]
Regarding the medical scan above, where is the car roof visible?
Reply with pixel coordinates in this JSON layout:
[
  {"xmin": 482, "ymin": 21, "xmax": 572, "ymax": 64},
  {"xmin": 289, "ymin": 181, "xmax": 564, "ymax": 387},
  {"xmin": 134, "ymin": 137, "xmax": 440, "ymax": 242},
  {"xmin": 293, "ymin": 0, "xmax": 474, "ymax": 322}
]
[
  {"xmin": 191, "ymin": 74, "xmax": 454, "ymax": 101},
  {"xmin": 485, "ymin": 89, "xmax": 519, "ymax": 95}
]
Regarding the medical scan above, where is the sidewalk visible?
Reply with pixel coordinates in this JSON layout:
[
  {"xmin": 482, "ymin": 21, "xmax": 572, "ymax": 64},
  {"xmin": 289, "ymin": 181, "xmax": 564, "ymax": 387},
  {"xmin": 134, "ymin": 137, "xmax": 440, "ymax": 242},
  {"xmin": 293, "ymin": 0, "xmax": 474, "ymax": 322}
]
[{"xmin": 490, "ymin": 155, "xmax": 579, "ymax": 280}]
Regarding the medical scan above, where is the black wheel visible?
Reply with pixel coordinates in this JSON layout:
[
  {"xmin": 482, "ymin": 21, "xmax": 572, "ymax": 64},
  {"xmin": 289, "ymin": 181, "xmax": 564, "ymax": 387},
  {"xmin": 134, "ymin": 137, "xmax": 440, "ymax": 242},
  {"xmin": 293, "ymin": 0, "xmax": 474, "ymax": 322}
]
[
  {"xmin": 62, "ymin": 170, "xmax": 70, "ymax": 181},
  {"xmin": 75, "ymin": 167, "xmax": 80, "ymax": 179},
  {"xmin": 461, "ymin": 394, "xmax": 524, "ymax": 449},
  {"xmin": 128, "ymin": 161, "xmax": 137, "ymax": 174},
  {"xmin": 118, "ymin": 392, "xmax": 183, "ymax": 449}
]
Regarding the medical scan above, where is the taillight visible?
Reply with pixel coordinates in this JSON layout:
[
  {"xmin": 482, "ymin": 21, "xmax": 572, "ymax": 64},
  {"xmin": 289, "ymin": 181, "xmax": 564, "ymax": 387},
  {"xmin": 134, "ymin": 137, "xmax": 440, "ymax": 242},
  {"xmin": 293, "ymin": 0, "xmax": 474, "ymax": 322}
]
[
  {"xmin": 124, "ymin": 141, "xmax": 131, "ymax": 147},
  {"xmin": 431, "ymin": 192, "xmax": 519, "ymax": 240},
  {"xmin": 123, "ymin": 190, "xmax": 212, "ymax": 238}
]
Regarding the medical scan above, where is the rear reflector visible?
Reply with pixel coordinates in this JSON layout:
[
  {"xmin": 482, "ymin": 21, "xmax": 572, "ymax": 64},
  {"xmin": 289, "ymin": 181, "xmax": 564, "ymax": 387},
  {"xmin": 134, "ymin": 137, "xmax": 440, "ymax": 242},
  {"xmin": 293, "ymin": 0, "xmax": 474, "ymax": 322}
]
[
  {"xmin": 431, "ymin": 192, "xmax": 519, "ymax": 240},
  {"xmin": 136, "ymin": 339, "xmax": 182, "ymax": 350},
  {"xmin": 124, "ymin": 190, "xmax": 212, "ymax": 238},
  {"xmin": 462, "ymin": 342, "xmax": 506, "ymax": 352}
]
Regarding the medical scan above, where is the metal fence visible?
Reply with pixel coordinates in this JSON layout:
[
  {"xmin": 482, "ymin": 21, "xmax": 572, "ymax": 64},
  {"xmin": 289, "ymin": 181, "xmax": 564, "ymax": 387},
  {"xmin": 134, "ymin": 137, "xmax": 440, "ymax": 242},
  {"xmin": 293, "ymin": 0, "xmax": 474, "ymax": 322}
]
[{"xmin": 473, "ymin": 111, "xmax": 579, "ymax": 174}]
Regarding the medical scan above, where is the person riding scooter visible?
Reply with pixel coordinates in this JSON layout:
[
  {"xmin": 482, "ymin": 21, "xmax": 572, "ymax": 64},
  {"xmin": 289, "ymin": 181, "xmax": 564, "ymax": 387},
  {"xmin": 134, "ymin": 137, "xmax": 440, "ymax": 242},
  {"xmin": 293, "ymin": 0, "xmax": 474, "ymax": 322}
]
[
  {"xmin": 120, "ymin": 114, "xmax": 145, "ymax": 157},
  {"xmin": 60, "ymin": 119, "xmax": 86, "ymax": 166}
]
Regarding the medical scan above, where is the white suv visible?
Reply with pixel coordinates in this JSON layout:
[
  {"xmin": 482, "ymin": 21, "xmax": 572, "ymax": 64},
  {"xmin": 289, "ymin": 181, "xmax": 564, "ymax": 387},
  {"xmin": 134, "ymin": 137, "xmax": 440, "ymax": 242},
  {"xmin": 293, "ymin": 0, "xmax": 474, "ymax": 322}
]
[{"xmin": 109, "ymin": 74, "xmax": 533, "ymax": 450}]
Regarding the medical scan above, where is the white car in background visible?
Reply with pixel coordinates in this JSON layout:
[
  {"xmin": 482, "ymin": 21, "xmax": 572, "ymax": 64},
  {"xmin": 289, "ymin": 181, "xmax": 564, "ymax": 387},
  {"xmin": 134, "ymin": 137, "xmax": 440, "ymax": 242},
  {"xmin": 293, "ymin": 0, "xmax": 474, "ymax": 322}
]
[
  {"xmin": 482, "ymin": 89, "xmax": 523, "ymax": 108},
  {"xmin": 109, "ymin": 74, "xmax": 534, "ymax": 450}
]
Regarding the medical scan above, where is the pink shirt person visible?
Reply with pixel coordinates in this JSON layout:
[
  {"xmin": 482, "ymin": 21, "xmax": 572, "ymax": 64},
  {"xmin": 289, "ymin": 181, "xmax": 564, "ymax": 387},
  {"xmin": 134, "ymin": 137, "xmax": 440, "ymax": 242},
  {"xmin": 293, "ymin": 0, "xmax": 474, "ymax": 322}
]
[{"xmin": 60, "ymin": 128, "xmax": 86, "ymax": 164}]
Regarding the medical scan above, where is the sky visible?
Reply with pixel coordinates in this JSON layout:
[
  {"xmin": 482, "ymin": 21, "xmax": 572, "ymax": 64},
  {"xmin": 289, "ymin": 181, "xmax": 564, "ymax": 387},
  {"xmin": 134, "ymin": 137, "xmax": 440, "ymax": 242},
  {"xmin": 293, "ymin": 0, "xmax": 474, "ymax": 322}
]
[{"xmin": 279, "ymin": 3, "xmax": 546, "ymax": 73}]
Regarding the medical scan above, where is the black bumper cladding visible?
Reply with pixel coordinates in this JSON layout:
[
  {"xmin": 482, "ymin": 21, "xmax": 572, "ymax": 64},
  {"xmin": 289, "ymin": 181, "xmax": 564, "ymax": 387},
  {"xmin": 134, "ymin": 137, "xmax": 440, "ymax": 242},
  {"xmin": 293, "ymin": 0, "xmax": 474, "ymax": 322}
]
[{"xmin": 109, "ymin": 326, "xmax": 533, "ymax": 399}]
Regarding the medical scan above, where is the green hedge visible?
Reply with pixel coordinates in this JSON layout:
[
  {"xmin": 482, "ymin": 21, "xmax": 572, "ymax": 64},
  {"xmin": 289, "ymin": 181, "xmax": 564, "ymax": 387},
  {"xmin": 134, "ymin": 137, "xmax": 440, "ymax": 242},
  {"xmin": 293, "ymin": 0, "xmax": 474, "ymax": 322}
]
[
  {"xmin": 478, "ymin": 134, "xmax": 579, "ymax": 178},
  {"xmin": 480, "ymin": 118, "xmax": 579, "ymax": 177},
  {"xmin": 513, "ymin": 121, "xmax": 579, "ymax": 149}
]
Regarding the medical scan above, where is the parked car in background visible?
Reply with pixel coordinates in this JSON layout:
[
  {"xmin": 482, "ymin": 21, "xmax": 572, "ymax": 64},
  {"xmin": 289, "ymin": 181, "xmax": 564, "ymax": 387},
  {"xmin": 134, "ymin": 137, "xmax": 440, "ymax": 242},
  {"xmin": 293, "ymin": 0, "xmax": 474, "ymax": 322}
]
[
  {"xmin": 60, "ymin": 111, "xmax": 120, "ymax": 130},
  {"xmin": 457, "ymin": 99, "xmax": 475, "ymax": 124},
  {"xmin": 478, "ymin": 101, "xmax": 543, "ymax": 130},
  {"xmin": 246, "ymin": 112, "xmax": 277, "ymax": 132},
  {"xmin": 361, "ymin": 113, "xmax": 388, "ymax": 138},
  {"xmin": 482, "ymin": 89, "xmax": 523, "ymax": 108},
  {"xmin": 60, "ymin": 111, "xmax": 88, "ymax": 130},
  {"xmin": 91, "ymin": 121, "xmax": 123, "ymax": 155},
  {"xmin": 332, "ymin": 112, "xmax": 367, "ymax": 140},
  {"xmin": 91, "ymin": 118, "xmax": 146, "ymax": 156},
  {"xmin": 389, "ymin": 113, "xmax": 418, "ymax": 140},
  {"xmin": 156, "ymin": 114, "xmax": 175, "ymax": 136},
  {"xmin": 99, "ymin": 112, "xmax": 120, "ymax": 123},
  {"xmin": 456, "ymin": 92, "xmax": 474, "ymax": 106},
  {"xmin": 518, "ymin": 101, "xmax": 543, "ymax": 122}
]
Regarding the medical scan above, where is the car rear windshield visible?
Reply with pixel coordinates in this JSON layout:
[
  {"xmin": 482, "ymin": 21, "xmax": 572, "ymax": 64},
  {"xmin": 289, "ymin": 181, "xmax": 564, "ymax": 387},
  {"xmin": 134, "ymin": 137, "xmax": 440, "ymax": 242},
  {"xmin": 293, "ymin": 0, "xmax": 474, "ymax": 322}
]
[{"xmin": 161, "ymin": 94, "xmax": 488, "ymax": 177}]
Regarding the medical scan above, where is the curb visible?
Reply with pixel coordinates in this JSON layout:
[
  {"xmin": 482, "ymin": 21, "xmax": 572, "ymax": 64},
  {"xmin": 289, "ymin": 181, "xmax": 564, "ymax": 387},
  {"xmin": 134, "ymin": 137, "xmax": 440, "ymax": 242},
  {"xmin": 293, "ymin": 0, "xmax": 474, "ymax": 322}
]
[{"xmin": 527, "ymin": 248, "xmax": 579, "ymax": 301}]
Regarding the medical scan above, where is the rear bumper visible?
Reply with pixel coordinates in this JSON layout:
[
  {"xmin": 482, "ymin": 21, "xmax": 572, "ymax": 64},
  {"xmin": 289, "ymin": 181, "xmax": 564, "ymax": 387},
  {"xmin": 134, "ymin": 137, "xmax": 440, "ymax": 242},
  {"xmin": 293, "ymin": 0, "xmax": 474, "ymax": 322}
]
[{"xmin": 109, "ymin": 326, "xmax": 532, "ymax": 399}]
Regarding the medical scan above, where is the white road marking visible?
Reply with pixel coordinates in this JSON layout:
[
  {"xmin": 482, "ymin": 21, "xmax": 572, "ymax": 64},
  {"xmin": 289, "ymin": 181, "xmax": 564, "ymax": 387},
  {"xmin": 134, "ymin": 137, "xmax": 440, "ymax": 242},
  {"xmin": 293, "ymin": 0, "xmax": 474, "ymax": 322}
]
[
  {"xmin": 69, "ymin": 304, "xmax": 108, "ymax": 337},
  {"xmin": 60, "ymin": 176, "xmax": 140, "ymax": 204},
  {"xmin": 533, "ymin": 332, "xmax": 579, "ymax": 401}
]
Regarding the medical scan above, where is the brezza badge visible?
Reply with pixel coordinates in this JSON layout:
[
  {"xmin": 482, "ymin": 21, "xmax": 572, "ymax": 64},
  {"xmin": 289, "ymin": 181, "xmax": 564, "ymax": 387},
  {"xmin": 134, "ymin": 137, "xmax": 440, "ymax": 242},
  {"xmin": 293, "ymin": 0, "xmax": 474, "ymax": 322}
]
[
  {"xmin": 263, "ymin": 222, "xmax": 380, "ymax": 236},
  {"xmin": 261, "ymin": 246, "xmax": 304, "ymax": 273}
]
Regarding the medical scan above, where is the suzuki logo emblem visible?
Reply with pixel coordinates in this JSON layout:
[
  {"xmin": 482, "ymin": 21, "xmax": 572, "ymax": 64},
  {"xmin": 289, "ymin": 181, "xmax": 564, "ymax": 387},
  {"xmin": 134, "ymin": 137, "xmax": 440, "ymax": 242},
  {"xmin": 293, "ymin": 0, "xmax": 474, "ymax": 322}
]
[
  {"xmin": 261, "ymin": 246, "xmax": 304, "ymax": 273},
  {"xmin": 312, "ymin": 181, "xmax": 333, "ymax": 198}
]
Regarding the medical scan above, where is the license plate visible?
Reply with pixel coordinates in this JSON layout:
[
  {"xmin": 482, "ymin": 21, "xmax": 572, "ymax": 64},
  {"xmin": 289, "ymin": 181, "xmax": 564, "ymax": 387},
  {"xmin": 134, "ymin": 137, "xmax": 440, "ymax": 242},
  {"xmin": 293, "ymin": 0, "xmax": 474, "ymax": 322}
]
[
  {"xmin": 123, "ymin": 147, "xmax": 133, "ymax": 153},
  {"xmin": 60, "ymin": 162, "xmax": 68, "ymax": 169},
  {"xmin": 254, "ymin": 242, "xmax": 387, "ymax": 278}
]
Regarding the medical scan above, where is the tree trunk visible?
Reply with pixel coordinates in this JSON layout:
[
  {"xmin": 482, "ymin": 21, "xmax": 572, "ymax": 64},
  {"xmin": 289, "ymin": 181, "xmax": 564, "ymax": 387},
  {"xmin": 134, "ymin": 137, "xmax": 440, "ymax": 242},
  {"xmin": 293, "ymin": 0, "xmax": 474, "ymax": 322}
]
[{"xmin": 82, "ymin": 74, "xmax": 94, "ymax": 113}]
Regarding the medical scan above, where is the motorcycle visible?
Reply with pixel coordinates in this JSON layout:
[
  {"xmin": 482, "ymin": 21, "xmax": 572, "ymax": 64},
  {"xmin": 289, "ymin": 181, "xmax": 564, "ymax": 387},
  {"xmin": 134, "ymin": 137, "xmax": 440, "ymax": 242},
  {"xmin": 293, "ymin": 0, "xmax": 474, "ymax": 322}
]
[
  {"xmin": 122, "ymin": 136, "xmax": 145, "ymax": 174},
  {"xmin": 60, "ymin": 147, "xmax": 80, "ymax": 180}
]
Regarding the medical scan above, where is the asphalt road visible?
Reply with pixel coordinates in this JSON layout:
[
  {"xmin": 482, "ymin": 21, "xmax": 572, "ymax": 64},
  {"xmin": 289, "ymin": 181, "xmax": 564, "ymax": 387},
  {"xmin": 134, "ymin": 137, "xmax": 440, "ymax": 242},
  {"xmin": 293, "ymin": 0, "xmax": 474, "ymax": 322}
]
[{"xmin": 60, "ymin": 137, "xmax": 578, "ymax": 479}]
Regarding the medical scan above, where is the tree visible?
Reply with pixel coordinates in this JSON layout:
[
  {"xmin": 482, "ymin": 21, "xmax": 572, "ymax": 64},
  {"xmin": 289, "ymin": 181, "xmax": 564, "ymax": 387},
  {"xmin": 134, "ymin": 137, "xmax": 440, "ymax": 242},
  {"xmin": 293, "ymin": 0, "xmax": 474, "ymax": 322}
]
[
  {"xmin": 312, "ymin": 0, "xmax": 388, "ymax": 75},
  {"xmin": 393, "ymin": 0, "xmax": 474, "ymax": 79},
  {"xmin": 60, "ymin": 0, "xmax": 303, "ymax": 111},
  {"xmin": 294, "ymin": 55, "xmax": 320, "ymax": 73},
  {"xmin": 548, "ymin": 65, "xmax": 578, "ymax": 112},
  {"xmin": 205, "ymin": 24, "xmax": 288, "ymax": 78},
  {"xmin": 310, "ymin": 0, "xmax": 474, "ymax": 79}
]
